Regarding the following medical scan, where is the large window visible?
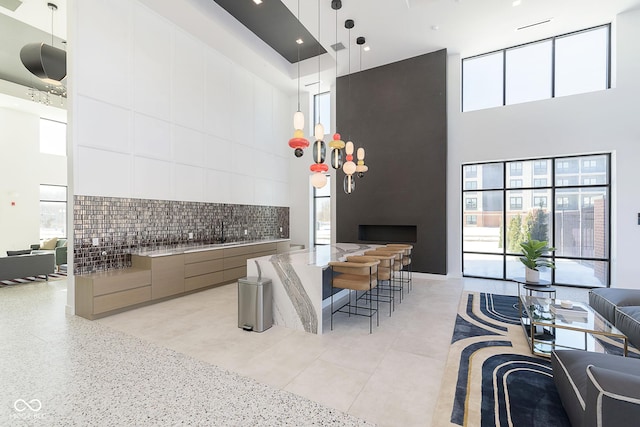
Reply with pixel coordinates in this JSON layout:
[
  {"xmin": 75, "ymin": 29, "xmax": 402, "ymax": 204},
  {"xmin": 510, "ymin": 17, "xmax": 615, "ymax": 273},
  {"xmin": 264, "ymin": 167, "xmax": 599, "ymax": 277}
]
[
  {"xmin": 313, "ymin": 92, "xmax": 331, "ymax": 137},
  {"xmin": 40, "ymin": 118, "xmax": 67, "ymax": 156},
  {"xmin": 313, "ymin": 176, "xmax": 331, "ymax": 246},
  {"xmin": 40, "ymin": 185, "xmax": 67, "ymax": 239},
  {"xmin": 463, "ymin": 25, "xmax": 610, "ymax": 112},
  {"xmin": 462, "ymin": 154, "xmax": 610, "ymax": 287}
]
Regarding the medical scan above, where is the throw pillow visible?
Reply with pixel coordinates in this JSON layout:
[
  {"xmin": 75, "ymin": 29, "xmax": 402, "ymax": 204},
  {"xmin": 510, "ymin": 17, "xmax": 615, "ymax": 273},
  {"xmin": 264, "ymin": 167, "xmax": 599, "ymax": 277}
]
[
  {"xmin": 7, "ymin": 250, "xmax": 31, "ymax": 256},
  {"xmin": 40, "ymin": 237, "xmax": 58, "ymax": 250}
]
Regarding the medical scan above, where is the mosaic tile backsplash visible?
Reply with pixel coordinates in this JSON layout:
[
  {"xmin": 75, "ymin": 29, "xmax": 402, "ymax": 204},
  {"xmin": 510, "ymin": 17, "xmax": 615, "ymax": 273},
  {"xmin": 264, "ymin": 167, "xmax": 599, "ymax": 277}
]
[{"xmin": 74, "ymin": 195, "xmax": 289, "ymax": 274}]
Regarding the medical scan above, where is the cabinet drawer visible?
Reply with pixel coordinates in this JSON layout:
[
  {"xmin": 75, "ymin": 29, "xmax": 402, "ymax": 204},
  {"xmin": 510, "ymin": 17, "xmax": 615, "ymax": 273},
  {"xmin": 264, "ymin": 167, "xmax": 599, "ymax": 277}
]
[
  {"xmin": 250, "ymin": 250, "xmax": 277, "ymax": 259},
  {"xmin": 185, "ymin": 272, "xmax": 224, "ymax": 292},
  {"xmin": 223, "ymin": 266, "xmax": 246, "ymax": 282},
  {"xmin": 93, "ymin": 270, "xmax": 152, "ymax": 296},
  {"xmin": 184, "ymin": 259, "xmax": 224, "ymax": 278},
  {"xmin": 94, "ymin": 286, "xmax": 151, "ymax": 314},
  {"xmin": 184, "ymin": 249, "xmax": 224, "ymax": 264},
  {"xmin": 224, "ymin": 254, "xmax": 248, "ymax": 269}
]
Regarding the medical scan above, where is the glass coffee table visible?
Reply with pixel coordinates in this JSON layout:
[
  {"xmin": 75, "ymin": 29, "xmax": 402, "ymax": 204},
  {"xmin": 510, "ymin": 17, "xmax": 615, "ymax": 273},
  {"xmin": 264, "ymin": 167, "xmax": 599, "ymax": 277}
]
[{"xmin": 519, "ymin": 295, "xmax": 628, "ymax": 357}]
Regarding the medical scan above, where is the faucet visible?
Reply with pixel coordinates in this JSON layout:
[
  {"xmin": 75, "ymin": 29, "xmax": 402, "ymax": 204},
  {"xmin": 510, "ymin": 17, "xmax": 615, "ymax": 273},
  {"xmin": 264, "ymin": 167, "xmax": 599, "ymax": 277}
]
[{"xmin": 218, "ymin": 220, "xmax": 226, "ymax": 243}]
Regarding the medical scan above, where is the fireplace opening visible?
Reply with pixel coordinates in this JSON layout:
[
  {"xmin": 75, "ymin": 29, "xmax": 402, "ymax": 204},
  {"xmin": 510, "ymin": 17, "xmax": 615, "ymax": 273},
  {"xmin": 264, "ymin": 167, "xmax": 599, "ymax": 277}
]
[{"xmin": 358, "ymin": 225, "xmax": 417, "ymax": 243}]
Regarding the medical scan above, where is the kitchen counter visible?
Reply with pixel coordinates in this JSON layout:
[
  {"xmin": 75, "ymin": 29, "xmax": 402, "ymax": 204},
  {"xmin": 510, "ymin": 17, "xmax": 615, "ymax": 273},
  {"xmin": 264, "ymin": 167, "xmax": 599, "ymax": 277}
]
[{"xmin": 130, "ymin": 238, "xmax": 290, "ymax": 257}]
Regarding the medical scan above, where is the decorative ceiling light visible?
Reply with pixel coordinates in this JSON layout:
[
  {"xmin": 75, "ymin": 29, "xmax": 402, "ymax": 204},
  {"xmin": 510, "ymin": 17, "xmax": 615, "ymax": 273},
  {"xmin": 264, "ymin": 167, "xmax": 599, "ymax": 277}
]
[
  {"xmin": 20, "ymin": 2, "xmax": 66, "ymax": 85},
  {"xmin": 355, "ymin": 36, "xmax": 368, "ymax": 178},
  {"xmin": 288, "ymin": 0, "xmax": 310, "ymax": 157},
  {"xmin": 343, "ymin": 141, "xmax": 356, "ymax": 193},
  {"xmin": 328, "ymin": 0, "xmax": 345, "ymax": 170},
  {"xmin": 310, "ymin": 0, "xmax": 328, "ymax": 189},
  {"xmin": 342, "ymin": 18, "xmax": 356, "ymax": 194},
  {"xmin": 356, "ymin": 147, "xmax": 368, "ymax": 178}
]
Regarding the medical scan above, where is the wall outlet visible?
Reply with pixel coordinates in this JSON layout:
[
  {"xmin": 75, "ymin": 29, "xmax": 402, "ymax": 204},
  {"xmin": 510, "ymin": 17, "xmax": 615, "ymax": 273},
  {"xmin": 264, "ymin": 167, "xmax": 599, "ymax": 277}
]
[
  {"xmin": 244, "ymin": 229, "xmax": 248, "ymax": 235},
  {"xmin": 188, "ymin": 232, "xmax": 193, "ymax": 239},
  {"xmin": 92, "ymin": 238, "xmax": 99, "ymax": 246}
]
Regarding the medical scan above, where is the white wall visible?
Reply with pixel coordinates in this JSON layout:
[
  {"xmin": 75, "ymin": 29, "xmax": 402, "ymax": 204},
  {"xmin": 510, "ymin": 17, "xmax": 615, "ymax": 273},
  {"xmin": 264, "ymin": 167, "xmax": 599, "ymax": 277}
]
[
  {"xmin": 0, "ymin": 108, "xmax": 67, "ymax": 256},
  {"xmin": 447, "ymin": 9, "xmax": 640, "ymax": 288},
  {"xmin": 71, "ymin": 0, "xmax": 291, "ymax": 207}
]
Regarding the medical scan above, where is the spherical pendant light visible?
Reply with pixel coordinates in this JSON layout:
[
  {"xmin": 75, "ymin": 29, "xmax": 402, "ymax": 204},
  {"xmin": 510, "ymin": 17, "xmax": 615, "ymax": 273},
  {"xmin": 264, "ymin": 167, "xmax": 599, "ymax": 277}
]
[{"xmin": 311, "ymin": 172, "xmax": 328, "ymax": 189}]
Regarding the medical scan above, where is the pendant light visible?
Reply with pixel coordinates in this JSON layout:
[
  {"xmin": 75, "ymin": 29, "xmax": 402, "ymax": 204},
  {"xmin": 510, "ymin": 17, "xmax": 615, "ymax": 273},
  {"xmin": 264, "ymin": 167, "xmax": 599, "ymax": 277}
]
[
  {"xmin": 355, "ymin": 36, "xmax": 368, "ymax": 178},
  {"xmin": 288, "ymin": 0, "xmax": 310, "ymax": 157},
  {"xmin": 328, "ymin": 0, "xmax": 345, "ymax": 170},
  {"xmin": 310, "ymin": 0, "xmax": 328, "ymax": 189},
  {"xmin": 342, "ymin": 19, "xmax": 356, "ymax": 194},
  {"xmin": 20, "ymin": 2, "xmax": 66, "ymax": 85}
]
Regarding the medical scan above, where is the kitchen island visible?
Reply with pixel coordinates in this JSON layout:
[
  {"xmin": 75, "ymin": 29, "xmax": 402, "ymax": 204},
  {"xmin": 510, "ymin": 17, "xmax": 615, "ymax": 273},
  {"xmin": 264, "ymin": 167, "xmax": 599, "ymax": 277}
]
[{"xmin": 246, "ymin": 243, "xmax": 381, "ymax": 334}]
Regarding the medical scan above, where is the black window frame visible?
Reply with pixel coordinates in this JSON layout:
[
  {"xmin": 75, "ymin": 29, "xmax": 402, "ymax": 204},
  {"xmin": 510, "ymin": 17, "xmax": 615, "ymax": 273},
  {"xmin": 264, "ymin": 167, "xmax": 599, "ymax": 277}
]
[
  {"xmin": 461, "ymin": 153, "xmax": 611, "ymax": 288},
  {"xmin": 313, "ymin": 175, "xmax": 331, "ymax": 247},
  {"xmin": 462, "ymin": 24, "xmax": 611, "ymax": 112}
]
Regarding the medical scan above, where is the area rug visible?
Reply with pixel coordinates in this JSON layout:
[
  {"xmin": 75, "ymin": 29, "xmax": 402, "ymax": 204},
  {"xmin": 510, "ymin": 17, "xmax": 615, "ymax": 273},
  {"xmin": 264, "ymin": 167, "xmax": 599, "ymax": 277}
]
[
  {"xmin": 0, "ymin": 271, "xmax": 67, "ymax": 286},
  {"xmin": 432, "ymin": 291, "xmax": 635, "ymax": 427}
]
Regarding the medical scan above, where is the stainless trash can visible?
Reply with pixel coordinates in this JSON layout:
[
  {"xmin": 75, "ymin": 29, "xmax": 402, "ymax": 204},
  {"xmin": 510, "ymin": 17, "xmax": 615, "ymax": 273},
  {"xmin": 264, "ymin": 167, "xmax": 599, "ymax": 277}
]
[{"xmin": 237, "ymin": 277, "xmax": 273, "ymax": 332}]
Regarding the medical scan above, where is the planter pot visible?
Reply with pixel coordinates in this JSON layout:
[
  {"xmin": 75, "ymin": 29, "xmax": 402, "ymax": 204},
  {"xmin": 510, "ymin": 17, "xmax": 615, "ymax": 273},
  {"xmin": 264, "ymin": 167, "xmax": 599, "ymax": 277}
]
[{"xmin": 526, "ymin": 268, "xmax": 540, "ymax": 283}]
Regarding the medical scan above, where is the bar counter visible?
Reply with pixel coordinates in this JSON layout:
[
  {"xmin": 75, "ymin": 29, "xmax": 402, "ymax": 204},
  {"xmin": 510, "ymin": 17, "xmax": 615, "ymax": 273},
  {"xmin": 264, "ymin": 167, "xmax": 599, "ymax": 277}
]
[{"xmin": 246, "ymin": 243, "xmax": 381, "ymax": 334}]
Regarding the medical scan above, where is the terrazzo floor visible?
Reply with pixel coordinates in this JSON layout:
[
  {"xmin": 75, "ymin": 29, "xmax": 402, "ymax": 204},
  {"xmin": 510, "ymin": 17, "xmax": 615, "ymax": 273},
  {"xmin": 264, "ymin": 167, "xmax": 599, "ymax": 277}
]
[{"xmin": 1, "ymin": 275, "xmax": 589, "ymax": 426}]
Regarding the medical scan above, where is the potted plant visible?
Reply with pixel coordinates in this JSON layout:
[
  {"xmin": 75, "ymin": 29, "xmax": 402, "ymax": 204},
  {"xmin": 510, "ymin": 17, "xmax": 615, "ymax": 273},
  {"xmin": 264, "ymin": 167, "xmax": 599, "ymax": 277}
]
[{"xmin": 519, "ymin": 234, "xmax": 555, "ymax": 283}]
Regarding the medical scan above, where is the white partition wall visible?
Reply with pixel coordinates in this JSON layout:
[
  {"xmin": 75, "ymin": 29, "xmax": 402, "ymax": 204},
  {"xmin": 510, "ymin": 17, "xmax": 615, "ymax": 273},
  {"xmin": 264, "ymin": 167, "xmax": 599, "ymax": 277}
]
[
  {"xmin": 71, "ymin": 0, "xmax": 291, "ymax": 207},
  {"xmin": 447, "ymin": 9, "xmax": 640, "ymax": 288}
]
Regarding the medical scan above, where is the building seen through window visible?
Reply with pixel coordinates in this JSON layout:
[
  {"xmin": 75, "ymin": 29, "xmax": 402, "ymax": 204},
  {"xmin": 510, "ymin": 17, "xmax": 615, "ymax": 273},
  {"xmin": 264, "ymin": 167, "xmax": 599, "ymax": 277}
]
[{"xmin": 462, "ymin": 153, "xmax": 610, "ymax": 287}]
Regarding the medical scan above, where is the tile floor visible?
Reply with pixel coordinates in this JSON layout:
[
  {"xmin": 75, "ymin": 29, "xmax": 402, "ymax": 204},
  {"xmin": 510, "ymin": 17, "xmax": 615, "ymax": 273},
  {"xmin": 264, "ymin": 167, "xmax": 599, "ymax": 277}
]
[{"xmin": 1, "ymin": 275, "xmax": 589, "ymax": 426}]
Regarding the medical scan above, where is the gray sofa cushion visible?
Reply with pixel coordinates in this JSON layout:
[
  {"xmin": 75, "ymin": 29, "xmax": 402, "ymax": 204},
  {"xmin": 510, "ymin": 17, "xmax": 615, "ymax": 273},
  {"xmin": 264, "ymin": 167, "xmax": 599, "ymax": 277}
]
[
  {"xmin": 616, "ymin": 306, "xmax": 640, "ymax": 350},
  {"xmin": 551, "ymin": 350, "xmax": 640, "ymax": 427},
  {"xmin": 589, "ymin": 288, "xmax": 640, "ymax": 324},
  {"xmin": 584, "ymin": 365, "xmax": 640, "ymax": 427}
]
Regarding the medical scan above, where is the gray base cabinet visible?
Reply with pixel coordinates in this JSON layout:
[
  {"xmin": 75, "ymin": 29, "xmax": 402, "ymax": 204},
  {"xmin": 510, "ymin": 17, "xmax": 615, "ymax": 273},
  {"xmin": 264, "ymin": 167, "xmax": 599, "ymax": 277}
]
[{"xmin": 75, "ymin": 240, "xmax": 289, "ymax": 320}]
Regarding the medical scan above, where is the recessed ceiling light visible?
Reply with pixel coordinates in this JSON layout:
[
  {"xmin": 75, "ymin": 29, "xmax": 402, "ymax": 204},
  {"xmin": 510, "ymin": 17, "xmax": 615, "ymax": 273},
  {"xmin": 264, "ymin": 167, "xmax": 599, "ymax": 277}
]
[
  {"xmin": 253, "ymin": 0, "xmax": 263, "ymax": 4},
  {"xmin": 512, "ymin": 0, "xmax": 522, "ymax": 6},
  {"xmin": 431, "ymin": 25, "xmax": 440, "ymax": 31},
  {"xmin": 363, "ymin": 46, "xmax": 370, "ymax": 52},
  {"xmin": 296, "ymin": 38, "xmax": 304, "ymax": 45}
]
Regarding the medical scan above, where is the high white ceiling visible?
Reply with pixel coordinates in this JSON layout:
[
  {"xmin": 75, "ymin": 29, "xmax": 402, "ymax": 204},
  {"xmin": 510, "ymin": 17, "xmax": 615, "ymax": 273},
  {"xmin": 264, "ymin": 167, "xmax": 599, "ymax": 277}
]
[
  {"xmin": 286, "ymin": 0, "xmax": 640, "ymax": 92},
  {"xmin": 2, "ymin": 0, "xmax": 640, "ymax": 102}
]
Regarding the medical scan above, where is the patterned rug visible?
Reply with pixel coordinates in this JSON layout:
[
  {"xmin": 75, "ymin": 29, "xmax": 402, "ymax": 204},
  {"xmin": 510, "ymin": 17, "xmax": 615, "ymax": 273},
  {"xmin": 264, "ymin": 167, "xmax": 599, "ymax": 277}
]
[
  {"xmin": 433, "ymin": 291, "xmax": 636, "ymax": 427},
  {"xmin": 1, "ymin": 272, "xmax": 67, "ymax": 286}
]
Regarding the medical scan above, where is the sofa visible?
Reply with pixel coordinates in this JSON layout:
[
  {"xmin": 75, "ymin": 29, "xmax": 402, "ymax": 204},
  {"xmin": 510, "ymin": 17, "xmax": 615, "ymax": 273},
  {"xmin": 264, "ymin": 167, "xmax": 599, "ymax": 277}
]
[
  {"xmin": 589, "ymin": 288, "xmax": 640, "ymax": 348},
  {"xmin": 31, "ymin": 237, "xmax": 68, "ymax": 271},
  {"xmin": 0, "ymin": 252, "xmax": 55, "ymax": 281},
  {"xmin": 551, "ymin": 288, "xmax": 640, "ymax": 426}
]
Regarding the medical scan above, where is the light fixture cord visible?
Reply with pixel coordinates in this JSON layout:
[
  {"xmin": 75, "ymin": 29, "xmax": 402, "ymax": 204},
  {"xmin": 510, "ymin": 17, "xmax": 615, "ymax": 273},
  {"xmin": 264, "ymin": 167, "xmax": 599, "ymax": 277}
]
[
  {"xmin": 297, "ymin": 0, "xmax": 301, "ymax": 112},
  {"xmin": 50, "ymin": 5, "xmax": 54, "ymax": 46},
  {"xmin": 317, "ymin": 0, "xmax": 321, "ymax": 125},
  {"xmin": 347, "ymin": 25, "xmax": 351, "ymax": 140},
  {"xmin": 359, "ymin": 42, "xmax": 363, "ymax": 146},
  {"xmin": 335, "ymin": 5, "xmax": 338, "ymax": 132}
]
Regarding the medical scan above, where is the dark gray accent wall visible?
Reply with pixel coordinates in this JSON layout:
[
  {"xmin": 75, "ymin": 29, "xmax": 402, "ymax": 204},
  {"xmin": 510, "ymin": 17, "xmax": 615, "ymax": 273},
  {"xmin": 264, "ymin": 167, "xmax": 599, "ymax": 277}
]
[{"xmin": 336, "ymin": 49, "xmax": 447, "ymax": 274}]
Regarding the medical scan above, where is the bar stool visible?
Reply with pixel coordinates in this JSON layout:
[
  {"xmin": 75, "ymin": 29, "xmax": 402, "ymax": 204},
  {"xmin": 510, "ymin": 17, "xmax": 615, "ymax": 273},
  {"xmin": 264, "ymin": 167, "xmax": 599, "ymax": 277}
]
[
  {"xmin": 371, "ymin": 247, "xmax": 404, "ymax": 302},
  {"xmin": 350, "ymin": 254, "xmax": 395, "ymax": 316},
  {"xmin": 386, "ymin": 244, "xmax": 413, "ymax": 292},
  {"xmin": 328, "ymin": 258, "xmax": 380, "ymax": 333}
]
